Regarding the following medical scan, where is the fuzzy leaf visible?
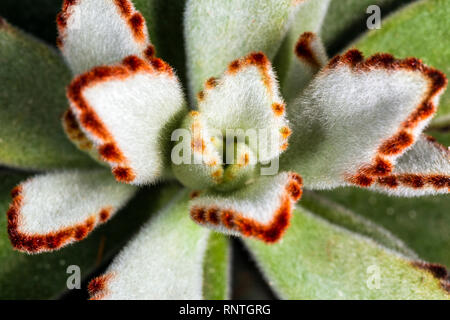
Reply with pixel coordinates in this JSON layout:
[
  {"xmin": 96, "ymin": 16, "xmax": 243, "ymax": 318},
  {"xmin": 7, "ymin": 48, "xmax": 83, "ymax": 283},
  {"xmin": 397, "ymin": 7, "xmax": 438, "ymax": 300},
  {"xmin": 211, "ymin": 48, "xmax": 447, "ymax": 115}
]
[
  {"xmin": 67, "ymin": 56, "xmax": 186, "ymax": 185},
  {"xmin": 203, "ymin": 232, "xmax": 231, "ymax": 300},
  {"xmin": 319, "ymin": 187, "xmax": 450, "ymax": 268},
  {"xmin": 172, "ymin": 111, "xmax": 224, "ymax": 190},
  {"xmin": 364, "ymin": 135, "xmax": 450, "ymax": 196},
  {"xmin": 88, "ymin": 190, "xmax": 210, "ymax": 300},
  {"xmin": 0, "ymin": 21, "xmax": 95, "ymax": 170},
  {"xmin": 7, "ymin": 169, "xmax": 136, "ymax": 253},
  {"xmin": 198, "ymin": 52, "xmax": 290, "ymax": 162},
  {"xmin": 57, "ymin": 0, "xmax": 152, "ymax": 75},
  {"xmin": 321, "ymin": 0, "xmax": 413, "ymax": 52},
  {"xmin": 274, "ymin": 0, "xmax": 330, "ymax": 102},
  {"xmin": 300, "ymin": 191, "xmax": 417, "ymax": 258},
  {"xmin": 172, "ymin": 109, "xmax": 262, "ymax": 192},
  {"xmin": 351, "ymin": 0, "xmax": 450, "ymax": 129},
  {"xmin": 245, "ymin": 205, "xmax": 450, "ymax": 299},
  {"xmin": 189, "ymin": 172, "xmax": 303, "ymax": 243},
  {"xmin": 281, "ymin": 49, "xmax": 447, "ymax": 194},
  {"xmin": 184, "ymin": 0, "xmax": 300, "ymax": 99},
  {"xmin": 0, "ymin": 170, "xmax": 181, "ymax": 299}
]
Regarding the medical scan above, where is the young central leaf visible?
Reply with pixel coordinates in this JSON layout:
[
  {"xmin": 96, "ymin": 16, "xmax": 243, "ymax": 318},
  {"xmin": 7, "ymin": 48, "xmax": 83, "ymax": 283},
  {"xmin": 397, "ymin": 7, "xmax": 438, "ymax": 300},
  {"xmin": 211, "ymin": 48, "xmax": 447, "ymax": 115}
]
[
  {"xmin": 172, "ymin": 111, "xmax": 258, "ymax": 192},
  {"xmin": 172, "ymin": 52, "xmax": 291, "ymax": 192}
]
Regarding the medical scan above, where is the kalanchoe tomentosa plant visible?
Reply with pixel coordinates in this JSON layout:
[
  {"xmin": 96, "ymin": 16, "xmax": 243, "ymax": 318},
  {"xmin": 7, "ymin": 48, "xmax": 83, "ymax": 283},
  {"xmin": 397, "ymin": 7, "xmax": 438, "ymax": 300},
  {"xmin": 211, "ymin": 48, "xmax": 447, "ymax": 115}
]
[{"xmin": 0, "ymin": 0, "xmax": 449, "ymax": 299}]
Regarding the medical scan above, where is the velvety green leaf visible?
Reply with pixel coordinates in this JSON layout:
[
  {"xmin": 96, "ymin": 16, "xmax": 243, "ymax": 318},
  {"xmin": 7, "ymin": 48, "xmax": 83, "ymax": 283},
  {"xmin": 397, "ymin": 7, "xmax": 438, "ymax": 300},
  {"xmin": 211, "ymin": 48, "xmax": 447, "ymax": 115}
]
[
  {"xmin": 321, "ymin": 0, "xmax": 414, "ymax": 53},
  {"xmin": 133, "ymin": 0, "xmax": 188, "ymax": 85},
  {"xmin": 351, "ymin": 0, "xmax": 450, "ymax": 127},
  {"xmin": 172, "ymin": 111, "xmax": 225, "ymax": 190},
  {"xmin": 301, "ymin": 191, "xmax": 417, "ymax": 258},
  {"xmin": 87, "ymin": 190, "xmax": 210, "ymax": 300},
  {"xmin": 0, "ymin": 21, "xmax": 96, "ymax": 170},
  {"xmin": 203, "ymin": 232, "xmax": 231, "ymax": 300},
  {"xmin": 0, "ymin": 168, "xmax": 181, "ymax": 299},
  {"xmin": 8, "ymin": 169, "xmax": 137, "ymax": 254},
  {"xmin": 245, "ymin": 206, "xmax": 449, "ymax": 299},
  {"xmin": 184, "ymin": 0, "xmax": 299, "ymax": 100},
  {"xmin": 65, "ymin": 54, "xmax": 187, "ymax": 185},
  {"xmin": 195, "ymin": 51, "xmax": 289, "ymax": 164},
  {"xmin": 280, "ymin": 50, "xmax": 440, "ymax": 195},
  {"xmin": 0, "ymin": 0, "xmax": 61, "ymax": 45},
  {"xmin": 189, "ymin": 172, "xmax": 302, "ymax": 242},
  {"xmin": 319, "ymin": 187, "xmax": 450, "ymax": 268}
]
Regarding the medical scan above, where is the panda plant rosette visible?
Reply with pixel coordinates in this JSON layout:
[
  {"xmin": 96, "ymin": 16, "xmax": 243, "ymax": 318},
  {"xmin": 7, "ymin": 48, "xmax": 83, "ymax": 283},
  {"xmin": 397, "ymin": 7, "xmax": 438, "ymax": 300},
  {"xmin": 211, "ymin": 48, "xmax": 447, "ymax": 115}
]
[{"xmin": 0, "ymin": 0, "xmax": 449, "ymax": 299}]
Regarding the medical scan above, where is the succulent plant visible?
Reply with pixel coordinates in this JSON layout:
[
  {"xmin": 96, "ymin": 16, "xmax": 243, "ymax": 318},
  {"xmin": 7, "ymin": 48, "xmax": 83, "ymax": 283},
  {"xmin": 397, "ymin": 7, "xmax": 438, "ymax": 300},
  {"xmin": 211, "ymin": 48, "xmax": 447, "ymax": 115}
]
[{"xmin": 0, "ymin": 0, "xmax": 449, "ymax": 300}]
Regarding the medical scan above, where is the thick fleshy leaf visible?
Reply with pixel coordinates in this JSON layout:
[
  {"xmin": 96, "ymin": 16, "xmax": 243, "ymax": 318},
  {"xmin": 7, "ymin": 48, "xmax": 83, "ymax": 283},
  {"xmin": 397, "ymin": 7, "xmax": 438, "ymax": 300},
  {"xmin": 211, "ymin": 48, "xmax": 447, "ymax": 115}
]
[
  {"xmin": 351, "ymin": 0, "xmax": 450, "ymax": 129},
  {"xmin": 203, "ymin": 232, "xmax": 231, "ymax": 300},
  {"xmin": 300, "ymin": 191, "xmax": 417, "ymax": 257},
  {"xmin": 7, "ymin": 169, "xmax": 136, "ymax": 253},
  {"xmin": 282, "ymin": 50, "xmax": 447, "ymax": 190},
  {"xmin": 189, "ymin": 172, "xmax": 303, "ymax": 243},
  {"xmin": 281, "ymin": 32, "xmax": 328, "ymax": 103},
  {"xmin": 197, "ymin": 52, "xmax": 291, "ymax": 163},
  {"xmin": 133, "ymin": 0, "xmax": 187, "ymax": 84},
  {"xmin": 0, "ymin": 169, "xmax": 181, "ymax": 299},
  {"xmin": 319, "ymin": 185, "xmax": 450, "ymax": 267},
  {"xmin": 274, "ymin": 0, "xmax": 330, "ymax": 102},
  {"xmin": 0, "ymin": 20, "xmax": 95, "ymax": 169},
  {"xmin": 366, "ymin": 135, "xmax": 449, "ymax": 196},
  {"xmin": 245, "ymin": 206, "xmax": 450, "ymax": 299},
  {"xmin": 172, "ymin": 110, "xmax": 260, "ymax": 192},
  {"xmin": 184, "ymin": 0, "xmax": 301, "ymax": 99},
  {"xmin": 88, "ymin": 191, "xmax": 210, "ymax": 300},
  {"xmin": 321, "ymin": 0, "xmax": 413, "ymax": 52},
  {"xmin": 67, "ymin": 55, "xmax": 186, "ymax": 185},
  {"xmin": 57, "ymin": 0, "xmax": 153, "ymax": 74}
]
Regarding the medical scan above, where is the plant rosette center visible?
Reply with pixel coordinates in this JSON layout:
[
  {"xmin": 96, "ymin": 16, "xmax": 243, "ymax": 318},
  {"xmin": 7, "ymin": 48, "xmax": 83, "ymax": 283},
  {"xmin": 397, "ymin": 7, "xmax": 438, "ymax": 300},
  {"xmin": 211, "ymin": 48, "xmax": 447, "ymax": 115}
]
[{"xmin": 171, "ymin": 110, "xmax": 285, "ymax": 192}]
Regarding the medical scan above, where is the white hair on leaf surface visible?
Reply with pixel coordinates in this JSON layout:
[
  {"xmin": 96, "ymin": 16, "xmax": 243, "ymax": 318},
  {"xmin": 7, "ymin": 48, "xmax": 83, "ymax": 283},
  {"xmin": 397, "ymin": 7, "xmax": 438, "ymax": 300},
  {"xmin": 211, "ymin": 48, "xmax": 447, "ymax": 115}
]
[
  {"xmin": 57, "ymin": 0, "xmax": 155, "ymax": 75},
  {"xmin": 189, "ymin": 172, "xmax": 303, "ymax": 243},
  {"xmin": 171, "ymin": 110, "xmax": 225, "ymax": 190},
  {"xmin": 282, "ymin": 49, "xmax": 448, "ymax": 196},
  {"xmin": 184, "ymin": 0, "xmax": 303, "ymax": 98},
  {"xmin": 7, "ymin": 169, "xmax": 136, "ymax": 254},
  {"xmin": 370, "ymin": 135, "xmax": 450, "ymax": 197},
  {"xmin": 67, "ymin": 56, "xmax": 186, "ymax": 185},
  {"xmin": 198, "ymin": 52, "xmax": 291, "ymax": 163},
  {"xmin": 88, "ymin": 191, "xmax": 210, "ymax": 300}
]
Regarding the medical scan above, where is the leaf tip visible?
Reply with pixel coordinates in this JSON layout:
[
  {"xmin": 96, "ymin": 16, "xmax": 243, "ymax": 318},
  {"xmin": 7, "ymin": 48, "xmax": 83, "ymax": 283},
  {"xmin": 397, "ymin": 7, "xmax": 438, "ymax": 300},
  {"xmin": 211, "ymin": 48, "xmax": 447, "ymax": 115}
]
[
  {"xmin": 412, "ymin": 261, "xmax": 450, "ymax": 294},
  {"xmin": 6, "ymin": 183, "xmax": 113, "ymax": 253},
  {"xmin": 88, "ymin": 272, "xmax": 114, "ymax": 300},
  {"xmin": 295, "ymin": 32, "xmax": 322, "ymax": 68}
]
